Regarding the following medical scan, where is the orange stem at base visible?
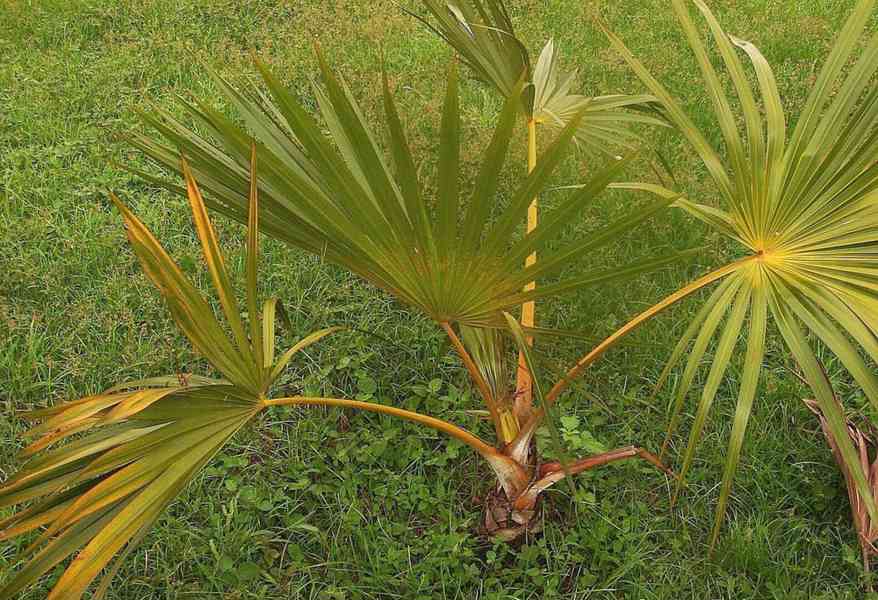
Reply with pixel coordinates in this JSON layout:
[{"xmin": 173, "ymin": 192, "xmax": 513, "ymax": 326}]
[{"xmin": 513, "ymin": 446, "xmax": 676, "ymax": 512}]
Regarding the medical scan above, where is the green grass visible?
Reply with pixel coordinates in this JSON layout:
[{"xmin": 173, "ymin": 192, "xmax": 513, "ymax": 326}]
[{"xmin": 0, "ymin": 0, "xmax": 873, "ymax": 598}]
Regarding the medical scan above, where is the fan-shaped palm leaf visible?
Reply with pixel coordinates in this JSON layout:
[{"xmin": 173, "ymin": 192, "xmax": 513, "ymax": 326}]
[
  {"xmin": 591, "ymin": 0, "xmax": 878, "ymax": 544},
  {"xmin": 128, "ymin": 53, "xmax": 687, "ymax": 332},
  {"xmin": 530, "ymin": 39, "xmax": 666, "ymax": 154},
  {"xmin": 0, "ymin": 150, "xmax": 338, "ymax": 598}
]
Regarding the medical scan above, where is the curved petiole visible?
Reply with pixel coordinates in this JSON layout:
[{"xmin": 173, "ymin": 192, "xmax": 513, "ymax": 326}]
[
  {"xmin": 507, "ymin": 256, "xmax": 756, "ymax": 456},
  {"xmin": 264, "ymin": 395, "xmax": 529, "ymax": 497},
  {"xmin": 513, "ymin": 445, "xmax": 676, "ymax": 512}
]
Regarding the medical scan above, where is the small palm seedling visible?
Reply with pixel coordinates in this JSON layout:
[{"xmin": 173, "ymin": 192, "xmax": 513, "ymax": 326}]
[
  {"xmin": 0, "ymin": 129, "xmax": 681, "ymax": 595},
  {"xmin": 805, "ymin": 398, "xmax": 878, "ymax": 590},
  {"xmin": 569, "ymin": 0, "xmax": 878, "ymax": 546},
  {"xmin": 127, "ymin": 52, "xmax": 686, "ymax": 537},
  {"xmin": 408, "ymin": 0, "xmax": 667, "ymax": 410}
]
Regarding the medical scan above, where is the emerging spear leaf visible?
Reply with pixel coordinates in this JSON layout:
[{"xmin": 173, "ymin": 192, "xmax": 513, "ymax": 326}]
[{"xmin": 600, "ymin": 0, "xmax": 878, "ymax": 545}]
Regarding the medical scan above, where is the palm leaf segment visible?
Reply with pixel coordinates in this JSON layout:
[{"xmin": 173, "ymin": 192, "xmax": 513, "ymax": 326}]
[
  {"xmin": 530, "ymin": 38, "xmax": 665, "ymax": 153},
  {"xmin": 603, "ymin": 0, "xmax": 878, "ymax": 543},
  {"xmin": 0, "ymin": 152, "xmax": 340, "ymax": 600},
  {"xmin": 407, "ymin": 0, "xmax": 528, "ymax": 100},
  {"xmin": 410, "ymin": 0, "xmax": 667, "ymax": 151},
  {"xmin": 128, "ymin": 53, "xmax": 686, "ymax": 329}
]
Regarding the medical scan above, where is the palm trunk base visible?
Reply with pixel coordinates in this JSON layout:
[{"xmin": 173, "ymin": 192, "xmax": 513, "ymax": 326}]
[
  {"xmin": 481, "ymin": 484, "xmax": 543, "ymax": 542},
  {"xmin": 480, "ymin": 443, "xmax": 674, "ymax": 542}
]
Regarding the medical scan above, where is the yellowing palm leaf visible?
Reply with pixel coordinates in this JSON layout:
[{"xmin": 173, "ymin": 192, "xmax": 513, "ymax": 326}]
[
  {"xmin": 599, "ymin": 0, "xmax": 878, "ymax": 545},
  {"xmin": 0, "ymin": 152, "xmax": 344, "ymax": 599}
]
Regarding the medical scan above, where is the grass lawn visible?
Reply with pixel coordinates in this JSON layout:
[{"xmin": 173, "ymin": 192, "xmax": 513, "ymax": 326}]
[{"xmin": 1, "ymin": 0, "xmax": 874, "ymax": 598}]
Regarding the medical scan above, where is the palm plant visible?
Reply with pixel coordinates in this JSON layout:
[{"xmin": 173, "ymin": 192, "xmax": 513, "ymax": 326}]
[
  {"xmin": 0, "ymin": 61, "xmax": 686, "ymax": 598},
  {"xmin": 7, "ymin": 2, "xmax": 872, "ymax": 595},
  {"xmin": 408, "ymin": 0, "xmax": 667, "ymax": 410},
  {"xmin": 549, "ymin": 0, "xmax": 878, "ymax": 546},
  {"xmin": 126, "ymin": 52, "xmax": 684, "ymax": 536}
]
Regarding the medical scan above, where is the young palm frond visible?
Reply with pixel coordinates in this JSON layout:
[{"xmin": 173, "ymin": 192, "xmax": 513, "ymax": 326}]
[
  {"xmin": 592, "ymin": 0, "xmax": 878, "ymax": 545},
  {"xmin": 128, "ymin": 53, "xmax": 686, "ymax": 332},
  {"xmin": 529, "ymin": 39, "xmax": 664, "ymax": 154},
  {"xmin": 406, "ymin": 0, "xmax": 529, "ymax": 100},
  {"xmin": 409, "ymin": 1, "xmax": 666, "ymax": 151},
  {"xmin": 458, "ymin": 324, "xmax": 519, "ymax": 440}
]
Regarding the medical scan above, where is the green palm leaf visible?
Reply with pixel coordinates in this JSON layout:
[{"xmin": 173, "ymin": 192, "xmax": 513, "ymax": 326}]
[
  {"xmin": 128, "ymin": 52, "xmax": 689, "ymax": 329},
  {"xmin": 406, "ymin": 0, "xmax": 529, "ymax": 99},
  {"xmin": 601, "ymin": 0, "xmax": 878, "ymax": 545}
]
